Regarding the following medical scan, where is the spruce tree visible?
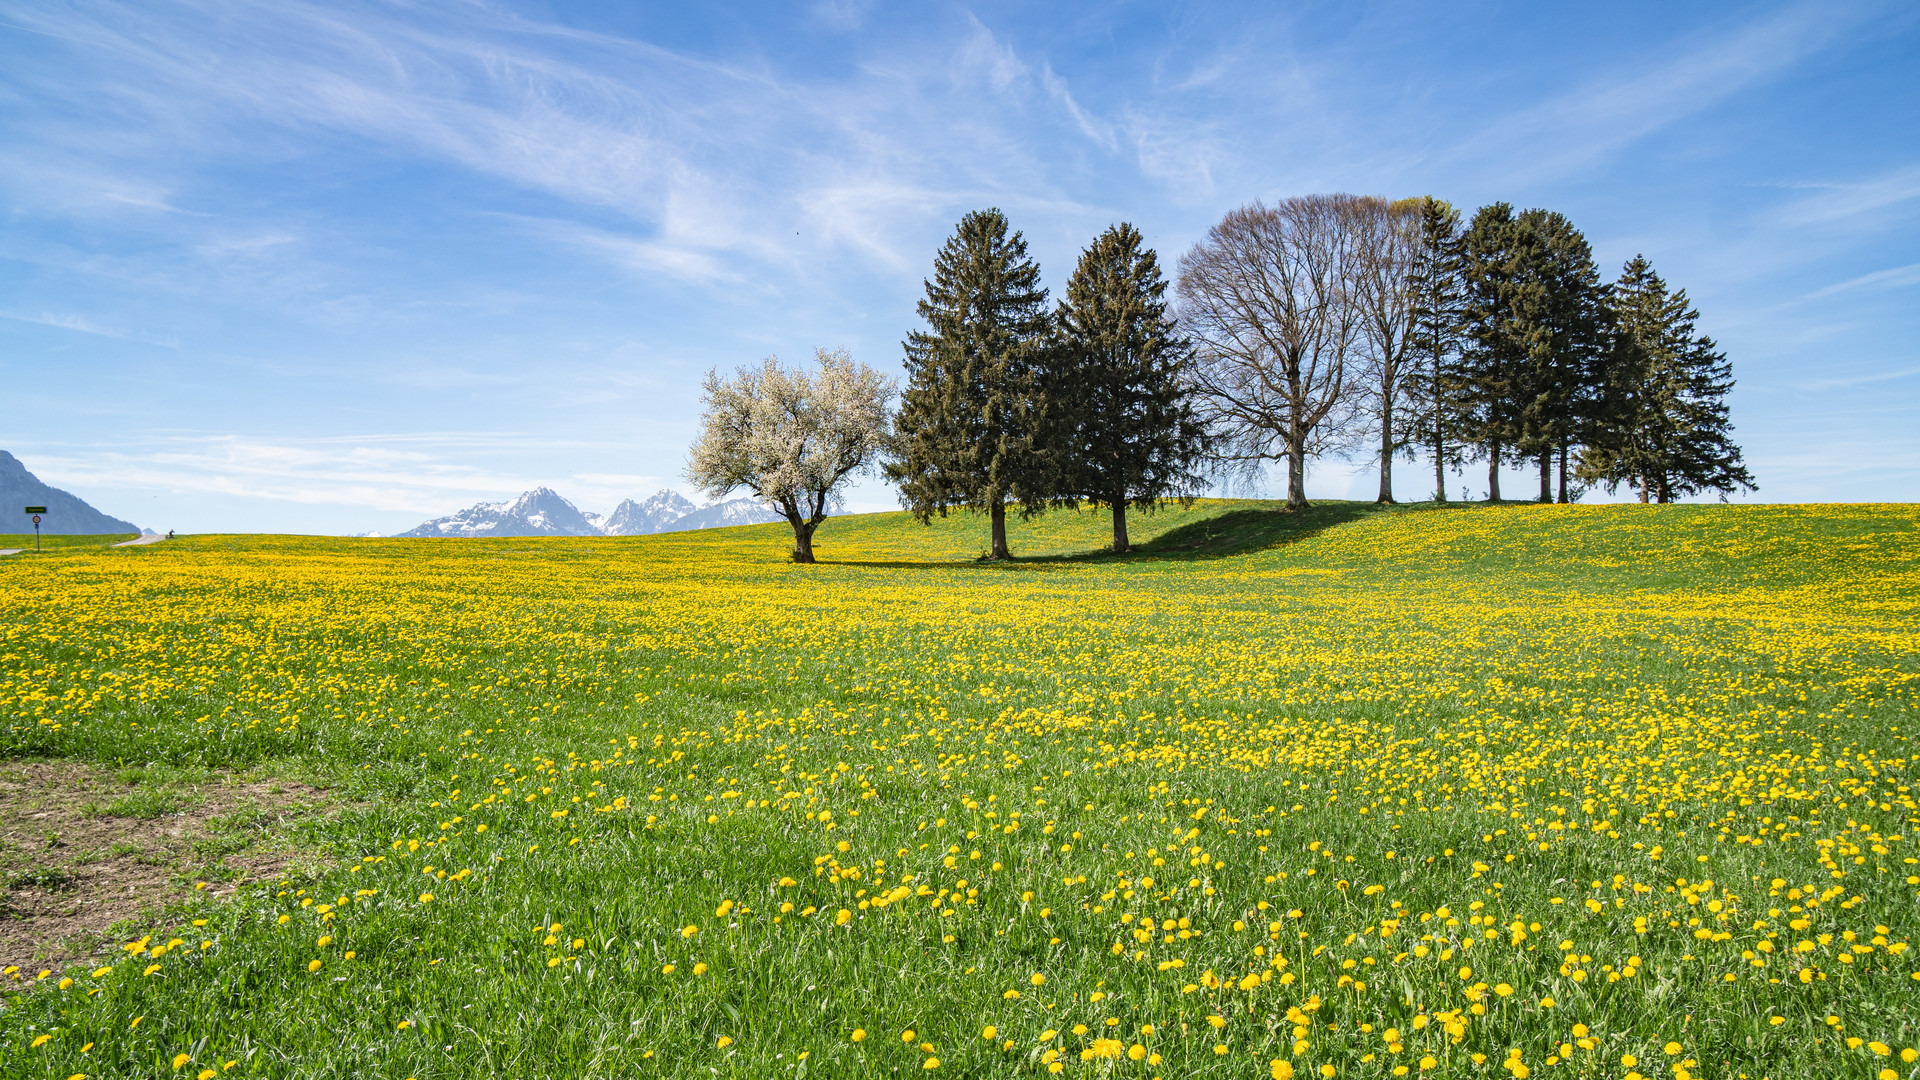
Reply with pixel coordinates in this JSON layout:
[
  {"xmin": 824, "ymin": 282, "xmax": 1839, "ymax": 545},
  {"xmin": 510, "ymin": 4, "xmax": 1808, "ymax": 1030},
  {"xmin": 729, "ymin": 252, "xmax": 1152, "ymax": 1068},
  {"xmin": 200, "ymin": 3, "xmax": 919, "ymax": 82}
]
[
  {"xmin": 1052, "ymin": 223, "xmax": 1209, "ymax": 552},
  {"xmin": 1405, "ymin": 197, "xmax": 1466, "ymax": 502},
  {"xmin": 887, "ymin": 209, "xmax": 1054, "ymax": 559},
  {"xmin": 1579, "ymin": 256, "xmax": 1755, "ymax": 502},
  {"xmin": 1457, "ymin": 203, "xmax": 1543, "ymax": 501},
  {"xmin": 1514, "ymin": 209, "xmax": 1609, "ymax": 504}
]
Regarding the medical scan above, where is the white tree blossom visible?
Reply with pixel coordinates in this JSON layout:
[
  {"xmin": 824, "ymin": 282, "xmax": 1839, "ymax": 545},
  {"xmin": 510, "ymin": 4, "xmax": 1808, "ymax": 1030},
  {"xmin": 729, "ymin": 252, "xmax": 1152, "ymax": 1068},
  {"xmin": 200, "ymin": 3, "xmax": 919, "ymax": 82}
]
[{"xmin": 686, "ymin": 348, "xmax": 894, "ymax": 562}]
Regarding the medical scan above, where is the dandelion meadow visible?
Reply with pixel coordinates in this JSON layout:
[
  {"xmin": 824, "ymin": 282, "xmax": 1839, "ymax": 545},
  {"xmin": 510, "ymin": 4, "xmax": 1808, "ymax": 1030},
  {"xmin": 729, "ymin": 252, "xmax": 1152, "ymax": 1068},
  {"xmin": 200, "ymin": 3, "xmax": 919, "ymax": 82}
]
[{"xmin": 2, "ymin": 500, "xmax": 1917, "ymax": 1079}]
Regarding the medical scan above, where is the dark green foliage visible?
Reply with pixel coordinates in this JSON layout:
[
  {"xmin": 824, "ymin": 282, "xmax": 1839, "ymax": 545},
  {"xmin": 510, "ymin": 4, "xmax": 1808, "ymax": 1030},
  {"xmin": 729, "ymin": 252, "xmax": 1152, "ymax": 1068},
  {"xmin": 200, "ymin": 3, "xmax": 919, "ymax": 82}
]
[
  {"xmin": 886, "ymin": 209, "xmax": 1054, "ymax": 559},
  {"xmin": 1579, "ymin": 256, "xmax": 1756, "ymax": 502},
  {"xmin": 1513, "ymin": 208, "xmax": 1610, "ymax": 504},
  {"xmin": 1050, "ymin": 223, "xmax": 1210, "ymax": 552},
  {"xmin": 1458, "ymin": 205, "xmax": 1609, "ymax": 502},
  {"xmin": 1405, "ymin": 197, "xmax": 1467, "ymax": 501},
  {"xmin": 1457, "ymin": 203, "xmax": 1537, "ymax": 500}
]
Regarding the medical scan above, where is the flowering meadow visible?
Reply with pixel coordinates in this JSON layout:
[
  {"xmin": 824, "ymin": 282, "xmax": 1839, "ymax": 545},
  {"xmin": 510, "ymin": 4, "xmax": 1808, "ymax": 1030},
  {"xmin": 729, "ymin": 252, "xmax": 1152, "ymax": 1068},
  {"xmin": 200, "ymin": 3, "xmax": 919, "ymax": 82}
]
[{"xmin": 2, "ymin": 501, "xmax": 1917, "ymax": 1080}]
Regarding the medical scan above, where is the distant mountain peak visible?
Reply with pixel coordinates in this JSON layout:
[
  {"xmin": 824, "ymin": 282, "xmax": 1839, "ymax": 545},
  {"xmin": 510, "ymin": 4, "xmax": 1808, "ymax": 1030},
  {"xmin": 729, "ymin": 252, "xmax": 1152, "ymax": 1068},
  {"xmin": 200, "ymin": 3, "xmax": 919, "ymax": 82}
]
[{"xmin": 396, "ymin": 486, "xmax": 780, "ymax": 538}]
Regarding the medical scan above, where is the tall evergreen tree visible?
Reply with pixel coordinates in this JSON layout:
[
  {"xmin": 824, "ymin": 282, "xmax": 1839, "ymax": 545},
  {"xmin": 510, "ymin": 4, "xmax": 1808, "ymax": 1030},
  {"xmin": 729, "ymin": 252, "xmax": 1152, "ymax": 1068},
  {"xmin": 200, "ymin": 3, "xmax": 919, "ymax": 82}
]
[
  {"xmin": 1514, "ymin": 209, "xmax": 1609, "ymax": 504},
  {"xmin": 886, "ymin": 209, "xmax": 1054, "ymax": 560},
  {"xmin": 1578, "ymin": 256, "xmax": 1756, "ymax": 502},
  {"xmin": 1405, "ymin": 197, "xmax": 1466, "ymax": 502},
  {"xmin": 1052, "ymin": 223, "xmax": 1210, "ymax": 552},
  {"xmin": 1457, "ymin": 203, "xmax": 1544, "ymax": 501}
]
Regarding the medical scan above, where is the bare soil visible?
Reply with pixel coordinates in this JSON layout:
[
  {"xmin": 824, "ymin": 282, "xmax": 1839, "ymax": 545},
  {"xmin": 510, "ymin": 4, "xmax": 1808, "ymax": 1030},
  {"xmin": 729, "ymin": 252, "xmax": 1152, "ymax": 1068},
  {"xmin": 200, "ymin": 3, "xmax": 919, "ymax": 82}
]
[{"xmin": 0, "ymin": 761, "xmax": 334, "ymax": 974}]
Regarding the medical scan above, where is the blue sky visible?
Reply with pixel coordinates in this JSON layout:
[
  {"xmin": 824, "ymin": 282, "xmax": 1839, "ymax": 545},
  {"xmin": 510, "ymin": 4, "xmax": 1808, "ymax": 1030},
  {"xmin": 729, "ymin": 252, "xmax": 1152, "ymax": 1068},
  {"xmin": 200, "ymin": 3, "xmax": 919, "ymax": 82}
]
[{"xmin": 2, "ymin": 0, "xmax": 1916, "ymax": 534}]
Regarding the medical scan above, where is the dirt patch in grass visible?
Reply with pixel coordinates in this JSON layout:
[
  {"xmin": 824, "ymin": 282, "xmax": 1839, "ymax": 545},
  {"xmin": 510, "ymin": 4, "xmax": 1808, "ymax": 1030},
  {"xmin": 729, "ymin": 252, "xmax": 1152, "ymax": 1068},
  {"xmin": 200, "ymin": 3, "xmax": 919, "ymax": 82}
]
[{"xmin": 0, "ymin": 761, "xmax": 332, "ymax": 973}]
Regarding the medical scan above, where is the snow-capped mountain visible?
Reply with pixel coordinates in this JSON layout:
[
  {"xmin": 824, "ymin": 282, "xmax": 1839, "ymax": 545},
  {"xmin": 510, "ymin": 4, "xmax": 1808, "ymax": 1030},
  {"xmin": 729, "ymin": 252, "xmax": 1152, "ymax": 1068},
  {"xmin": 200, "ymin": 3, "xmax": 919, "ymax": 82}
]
[
  {"xmin": 396, "ymin": 487, "xmax": 782, "ymax": 538},
  {"xmin": 396, "ymin": 487, "xmax": 600, "ymax": 538},
  {"xmin": 599, "ymin": 489, "xmax": 698, "ymax": 535},
  {"xmin": 662, "ymin": 498, "xmax": 788, "ymax": 532}
]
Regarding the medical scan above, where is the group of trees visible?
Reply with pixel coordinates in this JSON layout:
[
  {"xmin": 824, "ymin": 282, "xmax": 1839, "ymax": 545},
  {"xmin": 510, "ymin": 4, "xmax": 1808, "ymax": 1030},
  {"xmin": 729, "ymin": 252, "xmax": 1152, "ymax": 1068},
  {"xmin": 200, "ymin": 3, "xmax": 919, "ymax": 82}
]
[
  {"xmin": 689, "ymin": 199, "xmax": 1754, "ymax": 562},
  {"xmin": 1179, "ymin": 194, "xmax": 1753, "ymax": 511}
]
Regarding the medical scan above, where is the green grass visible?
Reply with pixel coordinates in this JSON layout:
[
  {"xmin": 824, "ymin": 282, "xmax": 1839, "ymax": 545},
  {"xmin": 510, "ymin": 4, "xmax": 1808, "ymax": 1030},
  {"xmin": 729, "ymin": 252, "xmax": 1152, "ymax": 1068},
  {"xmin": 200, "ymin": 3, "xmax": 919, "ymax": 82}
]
[
  {"xmin": 0, "ymin": 532, "xmax": 140, "ymax": 552},
  {"xmin": 0, "ymin": 500, "xmax": 1916, "ymax": 1079}
]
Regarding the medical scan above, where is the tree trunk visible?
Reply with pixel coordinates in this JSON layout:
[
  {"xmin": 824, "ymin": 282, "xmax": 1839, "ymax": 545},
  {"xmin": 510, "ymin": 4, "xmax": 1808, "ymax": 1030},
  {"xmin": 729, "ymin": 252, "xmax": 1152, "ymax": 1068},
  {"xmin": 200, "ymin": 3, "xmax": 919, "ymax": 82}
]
[
  {"xmin": 1656, "ymin": 474, "xmax": 1672, "ymax": 504},
  {"xmin": 1287, "ymin": 442, "xmax": 1310, "ymax": 512},
  {"xmin": 1432, "ymin": 355, "xmax": 1447, "ymax": 502},
  {"xmin": 1112, "ymin": 491, "xmax": 1130, "ymax": 554},
  {"xmin": 1376, "ymin": 398, "xmax": 1395, "ymax": 503},
  {"xmin": 790, "ymin": 519, "xmax": 816, "ymax": 563},
  {"xmin": 989, "ymin": 499, "xmax": 1011, "ymax": 560},
  {"xmin": 1557, "ymin": 440, "xmax": 1570, "ymax": 504},
  {"xmin": 1488, "ymin": 441, "xmax": 1502, "ymax": 501},
  {"xmin": 1637, "ymin": 475, "xmax": 1649, "ymax": 504},
  {"xmin": 1538, "ymin": 451, "xmax": 1552, "ymax": 503}
]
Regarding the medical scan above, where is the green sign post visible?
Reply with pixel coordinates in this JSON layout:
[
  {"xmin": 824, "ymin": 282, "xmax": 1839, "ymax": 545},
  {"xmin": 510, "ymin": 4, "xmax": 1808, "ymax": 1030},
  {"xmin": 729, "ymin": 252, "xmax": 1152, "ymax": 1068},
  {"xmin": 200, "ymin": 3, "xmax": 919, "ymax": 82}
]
[{"xmin": 23, "ymin": 506, "xmax": 46, "ymax": 552}]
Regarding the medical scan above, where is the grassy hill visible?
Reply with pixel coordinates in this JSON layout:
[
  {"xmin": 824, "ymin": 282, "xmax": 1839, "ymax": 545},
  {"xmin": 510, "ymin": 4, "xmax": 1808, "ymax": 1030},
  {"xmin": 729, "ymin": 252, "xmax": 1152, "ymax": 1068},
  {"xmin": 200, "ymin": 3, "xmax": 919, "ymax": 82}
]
[{"xmin": 1, "ymin": 501, "xmax": 1916, "ymax": 1078}]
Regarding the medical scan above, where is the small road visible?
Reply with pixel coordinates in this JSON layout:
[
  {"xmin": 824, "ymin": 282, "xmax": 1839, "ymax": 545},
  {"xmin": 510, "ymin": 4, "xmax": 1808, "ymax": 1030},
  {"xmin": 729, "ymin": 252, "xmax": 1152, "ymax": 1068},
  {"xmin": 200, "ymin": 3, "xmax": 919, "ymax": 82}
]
[{"xmin": 1, "ymin": 535, "xmax": 167, "ymax": 556}]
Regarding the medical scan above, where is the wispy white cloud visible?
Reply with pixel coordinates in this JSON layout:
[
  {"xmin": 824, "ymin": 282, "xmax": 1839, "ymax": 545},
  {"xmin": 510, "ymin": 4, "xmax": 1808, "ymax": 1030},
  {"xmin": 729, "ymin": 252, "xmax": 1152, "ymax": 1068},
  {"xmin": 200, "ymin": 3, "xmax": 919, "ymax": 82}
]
[
  {"xmin": 809, "ymin": 1, "xmax": 873, "ymax": 34},
  {"xmin": 1802, "ymin": 260, "xmax": 1920, "ymax": 299},
  {"xmin": 1442, "ymin": 1, "xmax": 1879, "ymax": 186},
  {"xmin": 1041, "ymin": 64, "xmax": 1116, "ymax": 151},
  {"xmin": 1794, "ymin": 365, "xmax": 1920, "ymax": 392},
  {"xmin": 954, "ymin": 15, "xmax": 1030, "ymax": 95},
  {"xmin": 1778, "ymin": 164, "xmax": 1920, "ymax": 226},
  {"xmin": 0, "ymin": 310, "xmax": 131, "ymax": 339},
  {"xmin": 15, "ymin": 432, "xmax": 679, "ymax": 519}
]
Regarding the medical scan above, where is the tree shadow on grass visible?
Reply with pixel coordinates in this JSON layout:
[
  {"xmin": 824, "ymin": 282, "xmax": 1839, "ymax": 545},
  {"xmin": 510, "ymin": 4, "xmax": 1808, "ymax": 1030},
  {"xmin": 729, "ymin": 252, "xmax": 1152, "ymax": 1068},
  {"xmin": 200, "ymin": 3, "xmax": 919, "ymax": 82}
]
[
  {"xmin": 820, "ymin": 500, "xmax": 1408, "ymax": 570},
  {"xmin": 1107, "ymin": 501, "xmax": 1384, "ymax": 562}
]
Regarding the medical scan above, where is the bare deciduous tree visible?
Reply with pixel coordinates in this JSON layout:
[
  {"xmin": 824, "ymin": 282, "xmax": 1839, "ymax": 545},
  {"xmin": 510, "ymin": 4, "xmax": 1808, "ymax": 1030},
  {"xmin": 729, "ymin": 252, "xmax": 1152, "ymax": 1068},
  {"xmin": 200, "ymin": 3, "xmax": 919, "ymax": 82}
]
[
  {"xmin": 1346, "ymin": 197, "xmax": 1425, "ymax": 504},
  {"xmin": 1176, "ymin": 196, "xmax": 1369, "ymax": 511},
  {"xmin": 686, "ymin": 348, "xmax": 894, "ymax": 563}
]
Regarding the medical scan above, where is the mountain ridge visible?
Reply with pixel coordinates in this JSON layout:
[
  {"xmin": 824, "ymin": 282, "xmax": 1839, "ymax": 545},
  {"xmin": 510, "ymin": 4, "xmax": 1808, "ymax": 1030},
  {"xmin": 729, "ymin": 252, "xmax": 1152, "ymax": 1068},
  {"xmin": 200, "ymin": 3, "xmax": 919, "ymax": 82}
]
[
  {"xmin": 0, "ymin": 450, "xmax": 141, "ymax": 535},
  {"xmin": 395, "ymin": 487, "xmax": 781, "ymax": 538}
]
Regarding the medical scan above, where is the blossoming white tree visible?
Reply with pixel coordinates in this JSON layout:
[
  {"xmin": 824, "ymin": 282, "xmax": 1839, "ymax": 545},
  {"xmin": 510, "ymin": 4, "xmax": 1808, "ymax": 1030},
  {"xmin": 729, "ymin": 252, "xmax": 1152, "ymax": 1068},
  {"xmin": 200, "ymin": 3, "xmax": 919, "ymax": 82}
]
[{"xmin": 686, "ymin": 348, "xmax": 894, "ymax": 563}]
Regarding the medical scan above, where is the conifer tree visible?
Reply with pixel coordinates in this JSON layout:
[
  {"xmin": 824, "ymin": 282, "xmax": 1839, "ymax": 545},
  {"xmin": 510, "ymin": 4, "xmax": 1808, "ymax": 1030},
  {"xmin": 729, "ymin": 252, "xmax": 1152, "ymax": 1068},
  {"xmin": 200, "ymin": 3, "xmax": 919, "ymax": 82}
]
[
  {"xmin": 1457, "ymin": 203, "xmax": 1543, "ymax": 501},
  {"xmin": 1579, "ymin": 256, "xmax": 1756, "ymax": 502},
  {"xmin": 1405, "ymin": 197, "xmax": 1466, "ymax": 502},
  {"xmin": 1514, "ymin": 209, "xmax": 1609, "ymax": 504},
  {"xmin": 1052, "ymin": 223, "xmax": 1209, "ymax": 552},
  {"xmin": 887, "ymin": 209, "xmax": 1053, "ymax": 560}
]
